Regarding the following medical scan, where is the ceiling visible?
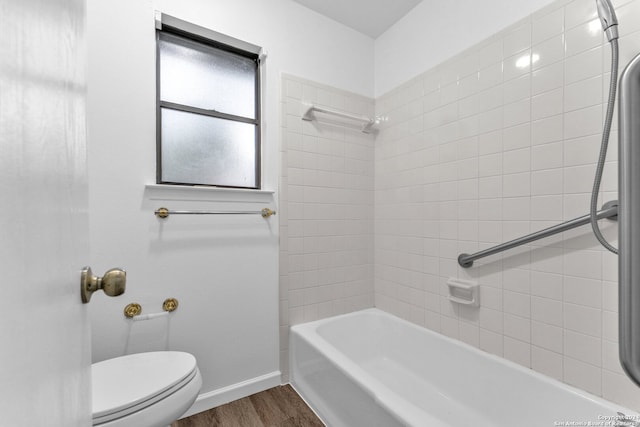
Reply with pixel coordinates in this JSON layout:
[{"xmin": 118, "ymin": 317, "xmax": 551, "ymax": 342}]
[{"xmin": 292, "ymin": 0, "xmax": 423, "ymax": 39}]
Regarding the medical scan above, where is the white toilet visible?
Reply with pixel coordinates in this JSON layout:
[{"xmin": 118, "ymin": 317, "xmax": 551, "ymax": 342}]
[{"xmin": 92, "ymin": 351, "xmax": 202, "ymax": 427}]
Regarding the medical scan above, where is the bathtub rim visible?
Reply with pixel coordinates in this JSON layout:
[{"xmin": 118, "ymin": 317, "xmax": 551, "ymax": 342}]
[{"xmin": 290, "ymin": 307, "xmax": 639, "ymax": 424}]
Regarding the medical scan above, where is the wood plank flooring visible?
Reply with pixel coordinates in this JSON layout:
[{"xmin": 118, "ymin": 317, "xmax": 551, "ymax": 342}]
[{"xmin": 171, "ymin": 385, "xmax": 325, "ymax": 427}]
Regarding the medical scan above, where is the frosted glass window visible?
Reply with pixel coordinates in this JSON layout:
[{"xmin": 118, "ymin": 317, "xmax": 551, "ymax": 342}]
[
  {"xmin": 159, "ymin": 32, "xmax": 257, "ymax": 119},
  {"xmin": 161, "ymin": 109, "xmax": 257, "ymax": 187},
  {"xmin": 156, "ymin": 24, "xmax": 261, "ymax": 189}
]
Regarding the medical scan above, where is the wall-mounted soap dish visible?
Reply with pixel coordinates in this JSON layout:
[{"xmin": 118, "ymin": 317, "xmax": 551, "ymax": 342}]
[{"xmin": 447, "ymin": 278, "xmax": 479, "ymax": 307}]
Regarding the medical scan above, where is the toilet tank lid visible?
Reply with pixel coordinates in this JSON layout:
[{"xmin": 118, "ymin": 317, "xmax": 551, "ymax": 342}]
[{"xmin": 92, "ymin": 351, "xmax": 197, "ymax": 418}]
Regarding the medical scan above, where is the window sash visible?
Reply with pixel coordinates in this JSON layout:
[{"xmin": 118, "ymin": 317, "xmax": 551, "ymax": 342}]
[
  {"xmin": 159, "ymin": 100, "xmax": 258, "ymax": 126},
  {"xmin": 155, "ymin": 19, "xmax": 262, "ymax": 189}
]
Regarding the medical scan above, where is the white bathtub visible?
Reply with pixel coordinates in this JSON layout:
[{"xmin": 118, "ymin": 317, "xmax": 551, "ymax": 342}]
[{"xmin": 290, "ymin": 308, "xmax": 639, "ymax": 427}]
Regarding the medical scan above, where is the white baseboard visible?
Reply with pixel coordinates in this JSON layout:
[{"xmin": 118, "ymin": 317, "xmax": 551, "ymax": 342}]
[{"xmin": 180, "ymin": 371, "xmax": 282, "ymax": 418}]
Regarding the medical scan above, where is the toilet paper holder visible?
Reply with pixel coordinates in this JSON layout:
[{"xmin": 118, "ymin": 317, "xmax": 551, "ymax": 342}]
[{"xmin": 124, "ymin": 298, "xmax": 179, "ymax": 319}]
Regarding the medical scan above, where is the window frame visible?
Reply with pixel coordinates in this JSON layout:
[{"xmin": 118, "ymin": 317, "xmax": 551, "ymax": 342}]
[{"xmin": 155, "ymin": 13, "xmax": 263, "ymax": 190}]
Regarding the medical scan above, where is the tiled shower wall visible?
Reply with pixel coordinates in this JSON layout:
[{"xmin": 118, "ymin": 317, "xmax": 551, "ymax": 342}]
[
  {"xmin": 279, "ymin": 74, "xmax": 375, "ymax": 381},
  {"xmin": 374, "ymin": 0, "xmax": 640, "ymax": 409}
]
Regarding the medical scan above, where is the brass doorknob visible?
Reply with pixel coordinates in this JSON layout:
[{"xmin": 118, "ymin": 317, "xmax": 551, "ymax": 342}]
[{"xmin": 81, "ymin": 266, "xmax": 126, "ymax": 303}]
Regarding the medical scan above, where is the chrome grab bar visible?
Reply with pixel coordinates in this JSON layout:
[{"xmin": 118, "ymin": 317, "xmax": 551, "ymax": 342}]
[
  {"xmin": 458, "ymin": 202, "xmax": 618, "ymax": 268},
  {"xmin": 619, "ymin": 51, "xmax": 640, "ymax": 387}
]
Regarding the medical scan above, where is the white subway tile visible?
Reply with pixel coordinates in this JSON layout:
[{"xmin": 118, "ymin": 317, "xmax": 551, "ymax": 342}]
[
  {"xmin": 480, "ymin": 285, "xmax": 503, "ymax": 310},
  {"xmin": 564, "ymin": 105, "xmax": 603, "ymax": 140},
  {"xmin": 478, "ymin": 62, "xmax": 503, "ymax": 91},
  {"xmin": 564, "ymin": 249, "xmax": 602, "ymax": 280},
  {"xmin": 503, "ymin": 172, "xmax": 530, "ymax": 197},
  {"xmin": 564, "ymin": 302, "xmax": 602, "ymax": 337},
  {"xmin": 458, "ymin": 178, "xmax": 478, "ymax": 200},
  {"xmin": 504, "ymin": 24, "xmax": 532, "ymax": 57},
  {"xmin": 531, "ymin": 195, "xmax": 563, "ymax": 221},
  {"xmin": 504, "ymin": 336, "xmax": 531, "ymax": 367},
  {"xmin": 531, "ymin": 142, "xmax": 563, "ymax": 170},
  {"xmin": 565, "ymin": 20, "xmax": 603, "ymax": 57},
  {"xmin": 532, "ymin": 34, "xmax": 565, "ymax": 70},
  {"xmin": 503, "ymin": 148, "xmax": 530, "ymax": 174},
  {"xmin": 617, "ymin": 0, "xmax": 640, "ymax": 35},
  {"xmin": 286, "ymin": 80, "xmax": 303, "ymax": 99},
  {"xmin": 565, "ymin": 0, "xmax": 598, "ymax": 29},
  {"xmin": 479, "ymin": 328, "xmax": 504, "ymax": 356},
  {"xmin": 503, "ymin": 197, "xmax": 530, "ymax": 221},
  {"xmin": 532, "ymin": 295, "xmax": 564, "ymax": 326},
  {"xmin": 564, "ymin": 356, "xmax": 602, "ymax": 396},
  {"xmin": 503, "ymin": 268, "xmax": 531, "ymax": 293},
  {"xmin": 563, "ymin": 164, "xmax": 597, "ymax": 193},
  {"xmin": 563, "ymin": 134, "xmax": 602, "ymax": 166},
  {"xmin": 565, "ymin": 75, "xmax": 603, "ymax": 113},
  {"xmin": 531, "ymin": 271, "xmax": 564, "ymax": 300},
  {"xmin": 602, "ymin": 339, "xmax": 624, "ymax": 374},
  {"xmin": 457, "ymin": 137, "xmax": 479, "ymax": 159},
  {"xmin": 602, "ymin": 310, "xmax": 618, "ymax": 342},
  {"xmin": 478, "ymin": 198, "xmax": 502, "ymax": 221},
  {"xmin": 504, "ymin": 51, "xmax": 532, "ymax": 81},
  {"xmin": 478, "ymin": 85, "xmax": 504, "ymax": 112},
  {"xmin": 503, "ymin": 123, "xmax": 531, "ymax": 151},
  {"xmin": 458, "ymin": 73, "xmax": 479, "ymax": 99},
  {"xmin": 602, "ymin": 280, "xmax": 618, "ymax": 312},
  {"xmin": 479, "ymin": 307, "xmax": 504, "ymax": 333},
  {"xmin": 532, "ymin": 61, "xmax": 564, "ymax": 95},
  {"xmin": 532, "ymin": 320, "xmax": 564, "ymax": 353},
  {"xmin": 564, "ymin": 46, "xmax": 603, "ymax": 84},
  {"xmin": 602, "ymin": 371, "xmax": 640, "ymax": 410},
  {"xmin": 532, "ymin": 88, "xmax": 563, "ymax": 121},
  {"xmin": 459, "ymin": 94, "xmax": 479, "ymax": 118},
  {"xmin": 532, "ymin": 115, "xmax": 563, "ymax": 146},
  {"xmin": 479, "ymin": 176, "xmax": 503, "ymax": 199},
  {"xmin": 532, "ymin": 346, "xmax": 564, "ymax": 381},
  {"xmin": 533, "ymin": 7, "xmax": 564, "ymax": 44},
  {"xmin": 459, "ymin": 322, "xmax": 480, "ymax": 347},
  {"xmin": 478, "ymin": 107, "xmax": 503, "ymax": 134},
  {"xmin": 440, "ymin": 82, "xmax": 458, "ymax": 106},
  {"xmin": 564, "ymin": 330, "xmax": 602, "ymax": 366},
  {"xmin": 478, "ymin": 130, "xmax": 503, "ymax": 155},
  {"xmin": 531, "ymin": 169, "xmax": 563, "ymax": 196},
  {"xmin": 563, "ymin": 275, "xmax": 602, "ymax": 308},
  {"xmin": 478, "ymin": 39, "xmax": 503, "ymax": 69},
  {"xmin": 504, "ymin": 290, "xmax": 532, "ymax": 318},
  {"xmin": 478, "ymin": 221, "xmax": 503, "ymax": 243},
  {"xmin": 504, "ymin": 313, "xmax": 531, "ymax": 342}
]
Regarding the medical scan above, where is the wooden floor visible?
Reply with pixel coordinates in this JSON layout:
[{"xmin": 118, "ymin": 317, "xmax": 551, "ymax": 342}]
[{"xmin": 171, "ymin": 385, "xmax": 325, "ymax": 427}]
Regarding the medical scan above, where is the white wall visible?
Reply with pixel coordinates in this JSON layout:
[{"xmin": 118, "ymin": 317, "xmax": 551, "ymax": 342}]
[
  {"xmin": 86, "ymin": 0, "xmax": 374, "ymax": 414},
  {"xmin": 374, "ymin": 0, "xmax": 557, "ymax": 96}
]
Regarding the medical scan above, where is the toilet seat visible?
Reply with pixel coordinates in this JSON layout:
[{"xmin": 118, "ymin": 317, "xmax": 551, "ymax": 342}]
[{"xmin": 92, "ymin": 351, "xmax": 198, "ymax": 425}]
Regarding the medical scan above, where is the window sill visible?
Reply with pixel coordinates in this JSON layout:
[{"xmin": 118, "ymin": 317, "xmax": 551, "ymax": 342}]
[{"xmin": 144, "ymin": 184, "xmax": 275, "ymax": 203}]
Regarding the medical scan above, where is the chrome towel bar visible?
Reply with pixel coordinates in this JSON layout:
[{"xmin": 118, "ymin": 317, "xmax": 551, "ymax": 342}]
[
  {"xmin": 154, "ymin": 207, "xmax": 276, "ymax": 218},
  {"xmin": 458, "ymin": 201, "xmax": 618, "ymax": 268}
]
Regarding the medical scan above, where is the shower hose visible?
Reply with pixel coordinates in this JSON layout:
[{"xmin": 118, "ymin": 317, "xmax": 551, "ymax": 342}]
[{"xmin": 590, "ymin": 38, "xmax": 619, "ymax": 255}]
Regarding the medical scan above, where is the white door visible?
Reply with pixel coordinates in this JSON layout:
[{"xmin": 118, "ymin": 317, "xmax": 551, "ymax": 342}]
[{"xmin": 0, "ymin": 0, "xmax": 92, "ymax": 425}]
